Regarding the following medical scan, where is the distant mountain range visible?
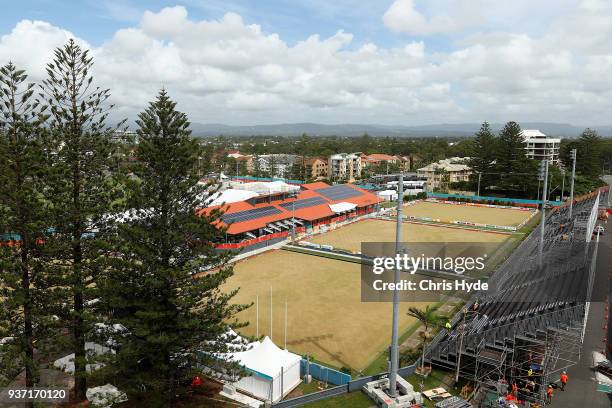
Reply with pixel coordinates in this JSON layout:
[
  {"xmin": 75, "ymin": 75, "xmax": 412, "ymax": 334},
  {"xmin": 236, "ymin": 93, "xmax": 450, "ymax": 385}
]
[{"xmin": 189, "ymin": 122, "xmax": 612, "ymax": 137}]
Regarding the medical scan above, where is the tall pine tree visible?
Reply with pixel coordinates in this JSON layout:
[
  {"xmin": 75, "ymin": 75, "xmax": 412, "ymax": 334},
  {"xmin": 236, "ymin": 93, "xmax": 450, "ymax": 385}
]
[
  {"xmin": 39, "ymin": 40, "xmax": 123, "ymax": 401},
  {"xmin": 495, "ymin": 121, "xmax": 537, "ymax": 195},
  {"xmin": 101, "ymin": 90, "xmax": 248, "ymax": 406},
  {"xmin": 576, "ymin": 128, "xmax": 602, "ymax": 179},
  {"xmin": 468, "ymin": 122, "xmax": 497, "ymax": 193},
  {"xmin": 0, "ymin": 63, "xmax": 54, "ymax": 402}
]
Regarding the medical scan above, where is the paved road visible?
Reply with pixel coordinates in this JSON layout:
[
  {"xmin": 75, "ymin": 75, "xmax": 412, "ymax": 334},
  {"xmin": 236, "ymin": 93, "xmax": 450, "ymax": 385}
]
[{"xmin": 551, "ymin": 217, "xmax": 612, "ymax": 407}]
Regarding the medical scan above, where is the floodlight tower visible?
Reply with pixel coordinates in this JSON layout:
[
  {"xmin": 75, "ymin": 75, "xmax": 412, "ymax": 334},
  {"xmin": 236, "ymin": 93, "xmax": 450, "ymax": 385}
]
[
  {"xmin": 538, "ymin": 159, "xmax": 549, "ymax": 267},
  {"xmin": 561, "ymin": 169, "xmax": 565, "ymax": 201},
  {"xmin": 388, "ymin": 173, "xmax": 404, "ymax": 397},
  {"xmin": 569, "ymin": 149, "xmax": 577, "ymax": 219}
]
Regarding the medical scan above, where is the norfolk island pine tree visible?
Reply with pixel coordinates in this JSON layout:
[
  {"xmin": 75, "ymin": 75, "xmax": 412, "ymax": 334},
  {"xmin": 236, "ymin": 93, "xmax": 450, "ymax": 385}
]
[
  {"xmin": 0, "ymin": 62, "xmax": 58, "ymax": 407},
  {"xmin": 99, "ymin": 90, "xmax": 249, "ymax": 406},
  {"xmin": 38, "ymin": 39, "xmax": 126, "ymax": 401}
]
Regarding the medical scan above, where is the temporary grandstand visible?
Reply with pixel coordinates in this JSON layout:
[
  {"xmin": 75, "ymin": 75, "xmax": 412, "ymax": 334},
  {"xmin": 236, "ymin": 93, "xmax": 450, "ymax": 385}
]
[
  {"xmin": 425, "ymin": 188, "xmax": 606, "ymax": 406},
  {"xmin": 199, "ymin": 182, "xmax": 382, "ymax": 251}
]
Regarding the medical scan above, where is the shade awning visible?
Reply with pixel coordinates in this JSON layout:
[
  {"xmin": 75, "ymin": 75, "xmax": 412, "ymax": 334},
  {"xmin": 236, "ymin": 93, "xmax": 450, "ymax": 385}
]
[{"xmin": 329, "ymin": 202, "xmax": 357, "ymax": 214}]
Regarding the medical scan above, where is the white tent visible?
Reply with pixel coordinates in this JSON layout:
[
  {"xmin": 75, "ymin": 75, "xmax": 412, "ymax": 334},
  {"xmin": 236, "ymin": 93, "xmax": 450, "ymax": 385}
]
[
  {"xmin": 329, "ymin": 202, "xmax": 357, "ymax": 214},
  {"xmin": 206, "ymin": 189, "xmax": 259, "ymax": 206},
  {"xmin": 86, "ymin": 384, "xmax": 128, "ymax": 407},
  {"xmin": 0, "ymin": 337, "xmax": 13, "ymax": 345},
  {"xmin": 229, "ymin": 180, "xmax": 300, "ymax": 195},
  {"xmin": 377, "ymin": 190, "xmax": 398, "ymax": 201},
  {"xmin": 225, "ymin": 336, "xmax": 301, "ymax": 402},
  {"xmin": 53, "ymin": 342, "xmax": 114, "ymax": 374}
]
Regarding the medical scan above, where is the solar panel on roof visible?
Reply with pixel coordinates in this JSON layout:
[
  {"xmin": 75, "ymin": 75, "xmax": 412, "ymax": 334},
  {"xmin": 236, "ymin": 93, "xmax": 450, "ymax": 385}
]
[
  {"xmin": 315, "ymin": 185, "xmax": 363, "ymax": 200},
  {"xmin": 222, "ymin": 206, "xmax": 281, "ymax": 224},
  {"xmin": 279, "ymin": 196, "xmax": 327, "ymax": 211}
]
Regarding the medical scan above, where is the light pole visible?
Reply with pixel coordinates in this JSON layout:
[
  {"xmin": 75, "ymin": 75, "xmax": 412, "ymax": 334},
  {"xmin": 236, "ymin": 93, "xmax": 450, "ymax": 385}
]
[
  {"xmin": 561, "ymin": 169, "xmax": 565, "ymax": 201},
  {"xmin": 388, "ymin": 173, "xmax": 404, "ymax": 398},
  {"xmin": 569, "ymin": 149, "xmax": 577, "ymax": 219},
  {"xmin": 477, "ymin": 172, "xmax": 482, "ymax": 197},
  {"xmin": 538, "ymin": 160, "xmax": 549, "ymax": 267}
]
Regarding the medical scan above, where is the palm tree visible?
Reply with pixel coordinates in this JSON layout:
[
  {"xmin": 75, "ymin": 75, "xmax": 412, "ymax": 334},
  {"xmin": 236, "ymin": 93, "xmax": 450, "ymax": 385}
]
[{"xmin": 407, "ymin": 305, "xmax": 441, "ymax": 373}]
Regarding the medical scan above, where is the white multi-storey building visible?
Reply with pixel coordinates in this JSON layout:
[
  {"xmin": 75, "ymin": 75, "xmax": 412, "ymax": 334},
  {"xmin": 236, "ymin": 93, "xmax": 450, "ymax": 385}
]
[
  {"xmin": 520, "ymin": 129, "xmax": 561, "ymax": 165},
  {"xmin": 328, "ymin": 153, "xmax": 362, "ymax": 181},
  {"xmin": 256, "ymin": 154, "xmax": 298, "ymax": 178}
]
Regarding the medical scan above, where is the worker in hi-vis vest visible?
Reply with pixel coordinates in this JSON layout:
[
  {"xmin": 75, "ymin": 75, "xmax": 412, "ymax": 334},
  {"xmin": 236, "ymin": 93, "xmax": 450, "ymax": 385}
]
[
  {"xmin": 560, "ymin": 371, "xmax": 568, "ymax": 391},
  {"xmin": 547, "ymin": 384, "xmax": 554, "ymax": 402}
]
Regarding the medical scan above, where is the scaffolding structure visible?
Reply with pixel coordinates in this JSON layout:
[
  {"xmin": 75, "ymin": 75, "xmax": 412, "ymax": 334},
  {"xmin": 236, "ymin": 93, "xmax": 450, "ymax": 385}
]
[{"xmin": 425, "ymin": 190, "xmax": 603, "ymax": 406}]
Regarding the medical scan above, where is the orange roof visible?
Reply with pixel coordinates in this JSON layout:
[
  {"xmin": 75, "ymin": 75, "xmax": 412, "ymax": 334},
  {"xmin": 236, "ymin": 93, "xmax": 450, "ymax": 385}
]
[
  {"xmin": 292, "ymin": 204, "xmax": 334, "ymax": 221},
  {"xmin": 301, "ymin": 181, "xmax": 330, "ymax": 190},
  {"xmin": 198, "ymin": 182, "xmax": 382, "ymax": 235},
  {"xmin": 366, "ymin": 153, "xmax": 396, "ymax": 162}
]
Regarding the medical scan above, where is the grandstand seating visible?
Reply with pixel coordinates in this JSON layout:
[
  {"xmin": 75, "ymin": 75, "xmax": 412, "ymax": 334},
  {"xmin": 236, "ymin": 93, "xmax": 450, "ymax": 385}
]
[{"xmin": 426, "ymin": 190, "xmax": 602, "ymax": 380}]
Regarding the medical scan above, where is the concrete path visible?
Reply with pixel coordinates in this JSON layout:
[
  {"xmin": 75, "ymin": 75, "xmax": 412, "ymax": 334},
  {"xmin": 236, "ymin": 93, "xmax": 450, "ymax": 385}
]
[{"xmin": 550, "ymin": 224, "xmax": 611, "ymax": 407}]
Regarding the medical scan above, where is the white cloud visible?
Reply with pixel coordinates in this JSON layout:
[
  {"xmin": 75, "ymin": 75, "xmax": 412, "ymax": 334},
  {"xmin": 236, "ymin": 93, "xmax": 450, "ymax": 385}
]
[
  {"xmin": 141, "ymin": 6, "xmax": 188, "ymax": 38},
  {"xmin": 1, "ymin": 2, "xmax": 612, "ymax": 126},
  {"xmin": 0, "ymin": 20, "xmax": 85, "ymax": 78},
  {"xmin": 383, "ymin": 0, "xmax": 457, "ymax": 35}
]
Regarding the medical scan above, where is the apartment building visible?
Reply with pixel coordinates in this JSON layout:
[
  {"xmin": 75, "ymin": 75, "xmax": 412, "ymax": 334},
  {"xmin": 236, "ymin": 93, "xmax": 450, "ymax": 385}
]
[
  {"xmin": 226, "ymin": 151, "xmax": 254, "ymax": 174},
  {"xmin": 329, "ymin": 153, "xmax": 362, "ymax": 181},
  {"xmin": 520, "ymin": 129, "xmax": 561, "ymax": 165},
  {"xmin": 303, "ymin": 157, "xmax": 329, "ymax": 180},
  {"xmin": 417, "ymin": 157, "xmax": 471, "ymax": 190},
  {"xmin": 257, "ymin": 154, "xmax": 299, "ymax": 178}
]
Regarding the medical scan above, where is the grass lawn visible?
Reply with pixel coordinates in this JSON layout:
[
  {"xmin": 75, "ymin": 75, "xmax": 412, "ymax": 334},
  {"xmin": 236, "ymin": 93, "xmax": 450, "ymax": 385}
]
[
  {"xmin": 403, "ymin": 201, "xmax": 534, "ymax": 227},
  {"xmin": 223, "ymin": 204, "xmax": 529, "ymax": 377},
  {"xmin": 404, "ymin": 369, "xmax": 461, "ymax": 408},
  {"xmin": 224, "ymin": 250, "xmax": 434, "ymax": 371},
  {"xmin": 308, "ymin": 218, "xmax": 509, "ymax": 254},
  {"xmin": 302, "ymin": 369, "xmax": 459, "ymax": 408},
  {"xmin": 362, "ymin": 315, "xmax": 422, "ymax": 376},
  {"xmin": 302, "ymin": 391, "xmax": 373, "ymax": 408},
  {"xmin": 288, "ymin": 380, "xmax": 320, "ymax": 397}
]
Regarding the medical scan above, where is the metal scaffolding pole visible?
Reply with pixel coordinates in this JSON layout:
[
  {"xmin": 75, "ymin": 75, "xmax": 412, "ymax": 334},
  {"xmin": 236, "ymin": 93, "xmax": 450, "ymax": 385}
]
[
  {"xmin": 569, "ymin": 149, "xmax": 577, "ymax": 218},
  {"xmin": 539, "ymin": 160, "xmax": 549, "ymax": 267}
]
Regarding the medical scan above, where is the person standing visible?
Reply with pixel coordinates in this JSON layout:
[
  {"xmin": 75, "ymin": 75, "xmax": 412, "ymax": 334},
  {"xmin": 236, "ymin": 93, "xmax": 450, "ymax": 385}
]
[
  {"xmin": 547, "ymin": 384, "xmax": 554, "ymax": 402},
  {"xmin": 560, "ymin": 371, "xmax": 568, "ymax": 391}
]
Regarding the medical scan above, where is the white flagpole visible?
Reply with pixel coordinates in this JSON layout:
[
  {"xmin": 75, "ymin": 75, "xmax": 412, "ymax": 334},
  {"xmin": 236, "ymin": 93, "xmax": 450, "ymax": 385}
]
[
  {"xmin": 270, "ymin": 287, "xmax": 273, "ymax": 340},
  {"xmin": 256, "ymin": 295, "xmax": 259, "ymax": 338},
  {"xmin": 284, "ymin": 299, "xmax": 288, "ymax": 349}
]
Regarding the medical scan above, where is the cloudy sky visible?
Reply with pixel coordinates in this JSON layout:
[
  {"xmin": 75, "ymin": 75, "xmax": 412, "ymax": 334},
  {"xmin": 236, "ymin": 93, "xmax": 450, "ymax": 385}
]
[{"xmin": 1, "ymin": 0, "xmax": 611, "ymax": 126}]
